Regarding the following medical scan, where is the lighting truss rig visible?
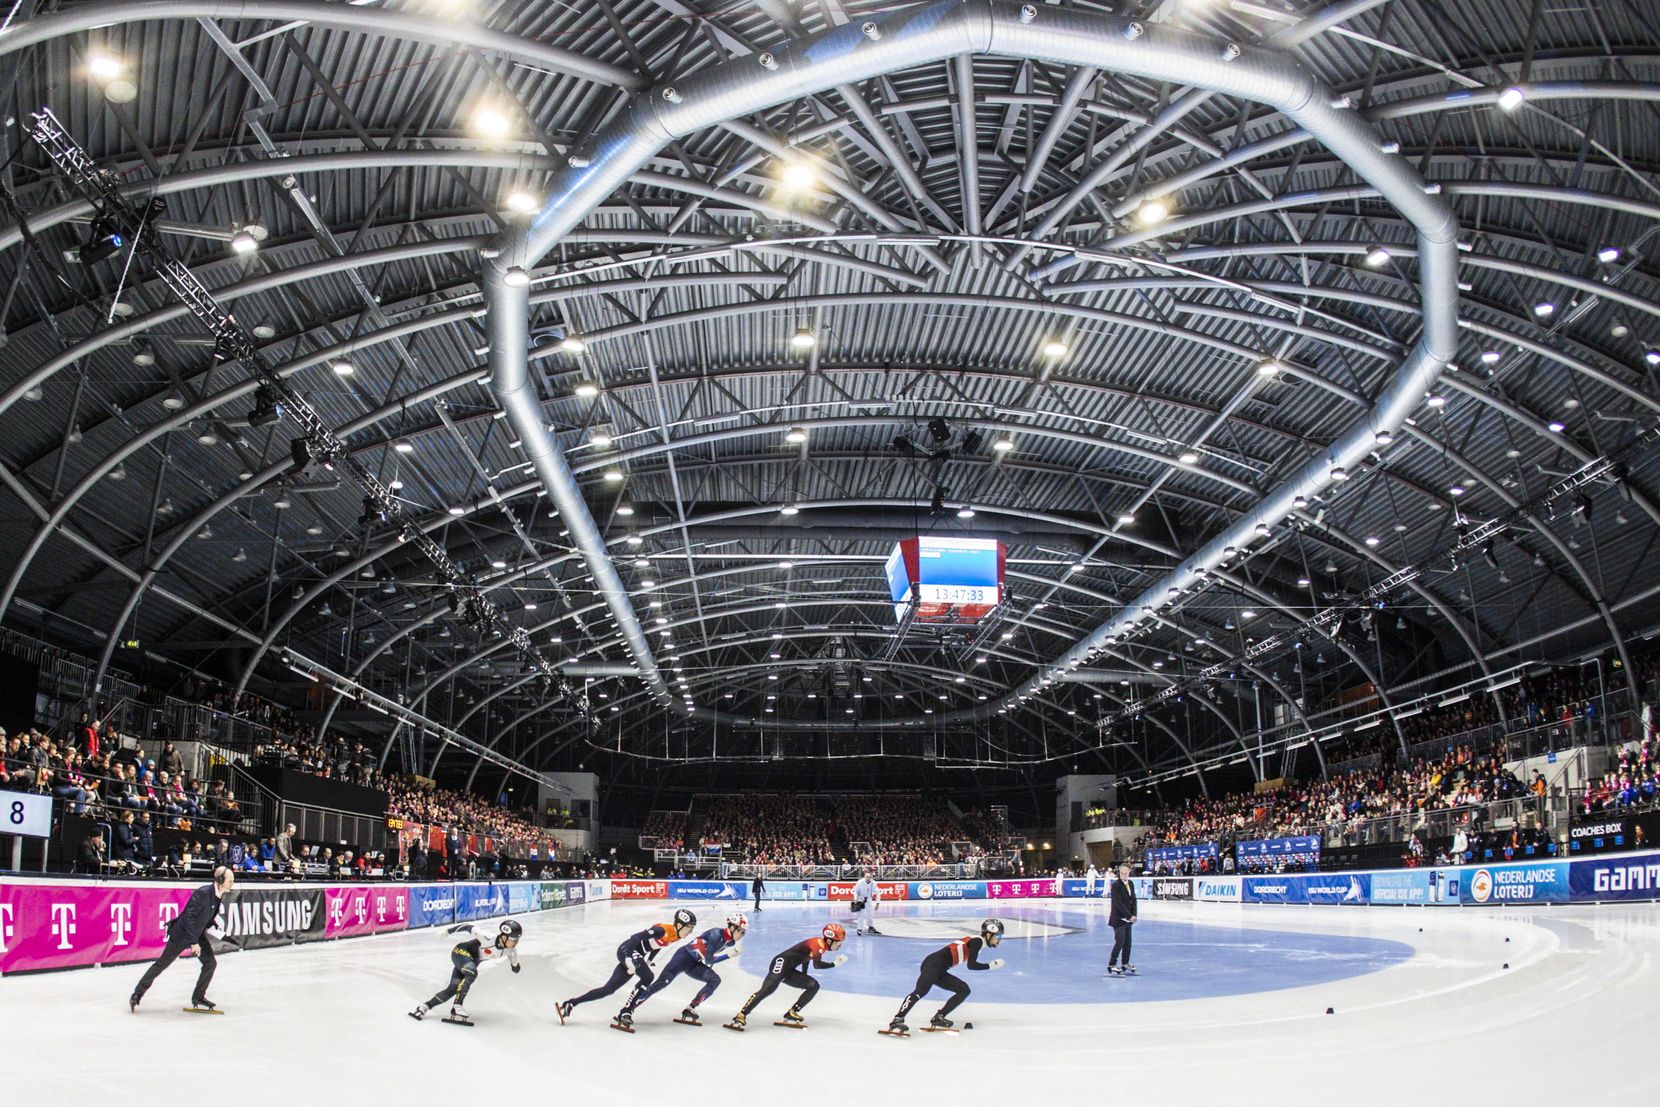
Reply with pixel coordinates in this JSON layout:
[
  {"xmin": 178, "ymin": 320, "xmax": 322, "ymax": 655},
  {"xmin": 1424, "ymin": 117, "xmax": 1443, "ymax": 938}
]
[{"xmin": 27, "ymin": 108, "xmax": 561, "ymax": 689}]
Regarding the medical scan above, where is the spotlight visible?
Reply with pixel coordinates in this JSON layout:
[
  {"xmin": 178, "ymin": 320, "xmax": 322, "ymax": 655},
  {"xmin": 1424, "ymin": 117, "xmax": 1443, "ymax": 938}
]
[
  {"xmin": 471, "ymin": 105, "xmax": 513, "ymax": 139},
  {"xmin": 1135, "ymin": 198, "xmax": 1170, "ymax": 226},
  {"xmin": 78, "ymin": 216, "xmax": 125, "ymax": 265},
  {"xmin": 247, "ymin": 384, "xmax": 284, "ymax": 427},
  {"xmin": 1481, "ymin": 544, "xmax": 1499, "ymax": 570},
  {"xmin": 1574, "ymin": 494, "xmax": 1593, "ymax": 523},
  {"xmin": 1479, "ymin": 350, "xmax": 1502, "ymax": 365},
  {"xmin": 1532, "ymin": 301, "xmax": 1556, "ymax": 318},
  {"xmin": 210, "ymin": 333, "xmax": 239, "ymax": 364},
  {"xmin": 928, "ymin": 417, "xmax": 952, "ymax": 445},
  {"xmin": 961, "ymin": 429, "xmax": 984, "ymax": 454},
  {"xmin": 930, "ymin": 487, "xmax": 946, "ymax": 516},
  {"xmin": 779, "ymin": 158, "xmax": 817, "ymax": 190},
  {"xmin": 1597, "ymin": 246, "xmax": 1622, "ymax": 264},
  {"xmin": 1496, "ymin": 86, "xmax": 1526, "ymax": 111},
  {"xmin": 1364, "ymin": 245, "xmax": 1391, "ymax": 267}
]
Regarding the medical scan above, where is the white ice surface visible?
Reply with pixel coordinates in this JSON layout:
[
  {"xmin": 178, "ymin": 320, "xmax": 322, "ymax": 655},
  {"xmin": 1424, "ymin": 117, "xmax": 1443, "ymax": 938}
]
[{"xmin": 1, "ymin": 897, "xmax": 1652, "ymax": 1106}]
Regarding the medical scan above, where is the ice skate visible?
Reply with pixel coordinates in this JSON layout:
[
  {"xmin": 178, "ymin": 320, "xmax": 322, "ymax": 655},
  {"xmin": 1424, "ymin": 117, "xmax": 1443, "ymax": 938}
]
[
  {"xmin": 610, "ymin": 1011, "xmax": 635, "ymax": 1033},
  {"xmin": 183, "ymin": 998, "xmax": 221, "ymax": 1014},
  {"xmin": 776, "ymin": 1008, "xmax": 808, "ymax": 1029},
  {"xmin": 723, "ymin": 1012, "xmax": 747, "ymax": 1032},
  {"xmin": 128, "ymin": 993, "xmax": 140, "ymax": 1014},
  {"xmin": 442, "ymin": 1004, "xmax": 473, "ymax": 1026},
  {"xmin": 556, "ymin": 1000, "xmax": 574, "ymax": 1024},
  {"xmin": 867, "ymin": 926, "xmax": 882, "ymax": 935},
  {"xmin": 923, "ymin": 1013, "xmax": 957, "ymax": 1033},
  {"xmin": 1106, "ymin": 965, "xmax": 1125, "ymax": 976},
  {"xmin": 674, "ymin": 1007, "xmax": 702, "ymax": 1026},
  {"xmin": 408, "ymin": 1003, "xmax": 429, "ymax": 1022},
  {"xmin": 1122, "ymin": 963, "xmax": 1139, "ymax": 975},
  {"xmin": 879, "ymin": 1018, "xmax": 910, "ymax": 1038}
]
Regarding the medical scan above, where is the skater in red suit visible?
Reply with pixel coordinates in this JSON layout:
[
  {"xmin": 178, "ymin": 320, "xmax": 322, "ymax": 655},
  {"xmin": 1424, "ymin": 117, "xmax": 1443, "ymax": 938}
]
[{"xmin": 725, "ymin": 922, "xmax": 846, "ymax": 1030}]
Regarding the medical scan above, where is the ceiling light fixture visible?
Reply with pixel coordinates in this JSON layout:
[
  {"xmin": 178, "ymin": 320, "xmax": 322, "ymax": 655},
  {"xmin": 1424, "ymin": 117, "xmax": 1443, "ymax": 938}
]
[
  {"xmin": 991, "ymin": 434, "xmax": 1014, "ymax": 453},
  {"xmin": 574, "ymin": 380, "xmax": 600, "ymax": 398},
  {"xmin": 784, "ymin": 426, "xmax": 808, "ymax": 445},
  {"xmin": 330, "ymin": 358, "xmax": 354, "ymax": 377},
  {"xmin": 1135, "ymin": 197, "xmax": 1170, "ymax": 226},
  {"xmin": 789, "ymin": 327, "xmax": 817, "ymax": 351},
  {"xmin": 1597, "ymin": 246, "xmax": 1622, "ymax": 264},
  {"xmin": 1177, "ymin": 450, "xmax": 1199, "ymax": 465},
  {"xmin": 1041, "ymin": 338, "xmax": 1069, "ymax": 358},
  {"xmin": 1496, "ymin": 86, "xmax": 1526, "ymax": 111},
  {"xmin": 230, "ymin": 228, "xmax": 258, "ymax": 254},
  {"xmin": 502, "ymin": 266, "xmax": 530, "ymax": 288},
  {"xmin": 1364, "ymin": 245, "xmax": 1391, "ymax": 267},
  {"xmin": 505, "ymin": 189, "xmax": 539, "ymax": 213}
]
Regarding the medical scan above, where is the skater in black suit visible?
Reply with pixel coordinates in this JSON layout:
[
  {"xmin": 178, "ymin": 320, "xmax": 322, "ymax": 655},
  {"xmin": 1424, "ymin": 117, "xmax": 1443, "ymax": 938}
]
[
  {"xmin": 1107, "ymin": 864, "xmax": 1137, "ymax": 975},
  {"xmin": 130, "ymin": 866, "xmax": 234, "ymax": 1012}
]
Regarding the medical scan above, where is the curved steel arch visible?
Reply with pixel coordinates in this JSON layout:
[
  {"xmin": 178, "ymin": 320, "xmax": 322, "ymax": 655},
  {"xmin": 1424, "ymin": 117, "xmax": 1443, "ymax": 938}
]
[{"xmin": 0, "ymin": 1, "xmax": 644, "ymax": 88}]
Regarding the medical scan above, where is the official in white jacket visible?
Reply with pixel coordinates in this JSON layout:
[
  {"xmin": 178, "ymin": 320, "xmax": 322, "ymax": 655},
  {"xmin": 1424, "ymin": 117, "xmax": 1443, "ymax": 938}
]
[{"xmin": 852, "ymin": 873, "xmax": 881, "ymax": 935}]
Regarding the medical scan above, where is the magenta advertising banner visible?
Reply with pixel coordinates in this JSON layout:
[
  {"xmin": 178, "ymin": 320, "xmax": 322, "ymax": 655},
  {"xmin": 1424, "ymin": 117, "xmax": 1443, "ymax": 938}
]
[
  {"xmin": 323, "ymin": 885, "xmax": 410, "ymax": 938},
  {"xmin": 0, "ymin": 880, "xmax": 195, "ymax": 973},
  {"xmin": 984, "ymin": 878, "xmax": 1061, "ymax": 899}
]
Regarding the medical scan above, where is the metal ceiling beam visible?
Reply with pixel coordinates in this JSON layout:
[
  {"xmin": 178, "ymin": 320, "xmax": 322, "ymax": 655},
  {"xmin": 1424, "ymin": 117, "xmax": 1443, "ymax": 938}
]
[{"xmin": 0, "ymin": 0, "xmax": 645, "ymax": 89}]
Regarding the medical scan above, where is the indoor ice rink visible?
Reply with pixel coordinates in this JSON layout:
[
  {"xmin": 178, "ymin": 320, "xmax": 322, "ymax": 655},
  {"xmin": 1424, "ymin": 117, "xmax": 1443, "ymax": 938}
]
[
  {"xmin": 3, "ymin": 0, "xmax": 1660, "ymax": 1104},
  {"xmin": 3, "ymin": 895, "xmax": 1656, "ymax": 1105}
]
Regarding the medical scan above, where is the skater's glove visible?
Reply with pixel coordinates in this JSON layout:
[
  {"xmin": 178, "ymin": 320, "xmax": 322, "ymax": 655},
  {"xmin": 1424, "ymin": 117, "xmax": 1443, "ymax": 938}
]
[
  {"xmin": 831, "ymin": 954, "xmax": 848, "ymax": 967},
  {"xmin": 988, "ymin": 959, "xmax": 1005, "ymax": 970}
]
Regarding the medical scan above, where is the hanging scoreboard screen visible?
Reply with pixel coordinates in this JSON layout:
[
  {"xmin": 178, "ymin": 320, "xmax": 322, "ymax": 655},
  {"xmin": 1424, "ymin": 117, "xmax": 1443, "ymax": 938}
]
[{"xmin": 886, "ymin": 536, "xmax": 1005, "ymax": 622}]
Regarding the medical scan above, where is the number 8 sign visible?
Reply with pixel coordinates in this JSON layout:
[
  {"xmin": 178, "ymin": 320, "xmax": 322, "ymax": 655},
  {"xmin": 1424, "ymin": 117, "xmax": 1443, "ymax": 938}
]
[{"xmin": 6, "ymin": 793, "xmax": 52, "ymax": 839}]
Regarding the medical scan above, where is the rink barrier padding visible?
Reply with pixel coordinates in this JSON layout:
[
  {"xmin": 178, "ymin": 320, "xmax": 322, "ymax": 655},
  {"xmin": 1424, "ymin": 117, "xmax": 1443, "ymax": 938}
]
[{"xmin": 0, "ymin": 877, "xmax": 591, "ymax": 975}]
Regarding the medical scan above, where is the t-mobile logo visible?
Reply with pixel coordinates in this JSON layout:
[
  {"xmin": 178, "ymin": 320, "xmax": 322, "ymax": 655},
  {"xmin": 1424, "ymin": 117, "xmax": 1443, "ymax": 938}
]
[
  {"xmin": 159, "ymin": 903, "xmax": 180, "ymax": 931},
  {"xmin": 374, "ymin": 896, "xmax": 386, "ymax": 922},
  {"xmin": 110, "ymin": 903, "xmax": 134, "ymax": 947},
  {"xmin": 50, "ymin": 903, "xmax": 78, "ymax": 950},
  {"xmin": 0, "ymin": 903, "xmax": 14, "ymax": 952},
  {"xmin": 354, "ymin": 897, "xmax": 368, "ymax": 924}
]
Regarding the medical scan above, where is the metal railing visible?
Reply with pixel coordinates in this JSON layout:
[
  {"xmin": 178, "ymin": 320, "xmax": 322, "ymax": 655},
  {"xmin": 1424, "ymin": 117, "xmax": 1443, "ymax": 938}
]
[{"xmin": 1083, "ymin": 809, "xmax": 1158, "ymax": 831}]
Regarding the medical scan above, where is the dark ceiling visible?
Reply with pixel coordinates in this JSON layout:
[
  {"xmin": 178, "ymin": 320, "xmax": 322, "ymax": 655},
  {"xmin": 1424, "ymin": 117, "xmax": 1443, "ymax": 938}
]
[{"xmin": 1, "ymin": 0, "xmax": 1658, "ymax": 793}]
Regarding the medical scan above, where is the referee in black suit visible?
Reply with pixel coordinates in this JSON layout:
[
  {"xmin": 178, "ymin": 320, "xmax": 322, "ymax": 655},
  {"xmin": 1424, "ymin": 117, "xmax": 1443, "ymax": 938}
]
[{"xmin": 130, "ymin": 866, "xmax": 234, "ymax": 1012}]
